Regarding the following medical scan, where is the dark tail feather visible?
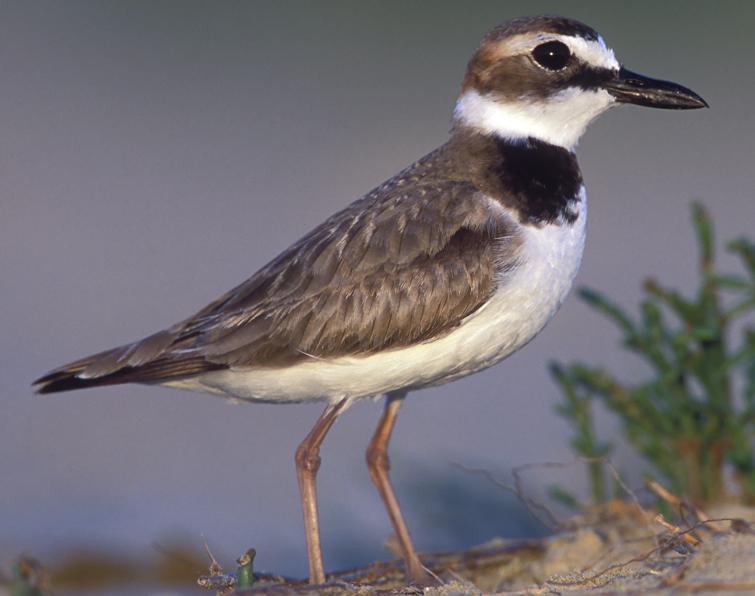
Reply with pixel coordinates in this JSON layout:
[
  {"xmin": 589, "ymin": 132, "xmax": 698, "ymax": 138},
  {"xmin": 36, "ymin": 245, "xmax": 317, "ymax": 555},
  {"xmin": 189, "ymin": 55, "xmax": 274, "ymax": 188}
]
[
  {"xmin": 33, "ymin": 367, "xmax": 135, "ymax": 394},
  {"xmin": 33, "ymin": 349, "xmax": 226, "ymax": 395},
  {"xmin": 33, "ymin": 348, "xmax": 119, "ymax": 394}
]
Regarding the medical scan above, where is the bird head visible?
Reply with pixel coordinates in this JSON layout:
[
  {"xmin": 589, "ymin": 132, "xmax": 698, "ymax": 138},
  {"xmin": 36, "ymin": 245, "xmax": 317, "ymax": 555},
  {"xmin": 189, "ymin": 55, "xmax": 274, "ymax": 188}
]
[{"xmin": 454, "ymin": 16, "xmax": 707, "ymax": 150}]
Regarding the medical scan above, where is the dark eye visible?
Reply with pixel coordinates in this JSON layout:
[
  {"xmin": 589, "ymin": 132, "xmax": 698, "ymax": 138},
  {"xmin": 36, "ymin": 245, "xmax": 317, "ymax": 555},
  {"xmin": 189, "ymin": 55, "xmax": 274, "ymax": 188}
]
[{"xmin": 532, "ymin": 41, "xmax": 571, "ymax": 71}]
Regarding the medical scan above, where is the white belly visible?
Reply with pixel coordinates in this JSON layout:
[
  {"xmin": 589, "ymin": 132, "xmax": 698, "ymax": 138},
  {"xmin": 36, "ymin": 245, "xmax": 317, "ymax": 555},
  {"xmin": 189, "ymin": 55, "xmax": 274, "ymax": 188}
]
[{"xmin": 168, "ymin": 190, "xmax": 588, "ymax": 404}]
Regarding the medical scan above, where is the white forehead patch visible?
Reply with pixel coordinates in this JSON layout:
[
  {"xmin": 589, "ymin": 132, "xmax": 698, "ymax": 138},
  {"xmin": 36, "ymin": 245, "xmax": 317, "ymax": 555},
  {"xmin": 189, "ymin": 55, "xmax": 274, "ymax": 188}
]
[{"xmin": 565, "ymin": 34, "xmax": 619, "ymax": 71}]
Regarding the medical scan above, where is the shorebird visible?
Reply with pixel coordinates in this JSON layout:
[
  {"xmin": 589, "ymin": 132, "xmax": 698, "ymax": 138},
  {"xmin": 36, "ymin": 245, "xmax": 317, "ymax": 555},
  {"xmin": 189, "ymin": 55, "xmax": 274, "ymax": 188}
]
[{"xmin": 34, "ymin": 15, "xmax": 706, "ymax": 586}]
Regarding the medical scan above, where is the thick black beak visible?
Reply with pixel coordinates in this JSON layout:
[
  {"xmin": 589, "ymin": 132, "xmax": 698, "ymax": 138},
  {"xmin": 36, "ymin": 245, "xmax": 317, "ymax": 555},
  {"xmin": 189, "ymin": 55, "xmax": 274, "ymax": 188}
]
[{"xmin": 604, "ymin": 67, "xmax": 708, "ymax": 109}]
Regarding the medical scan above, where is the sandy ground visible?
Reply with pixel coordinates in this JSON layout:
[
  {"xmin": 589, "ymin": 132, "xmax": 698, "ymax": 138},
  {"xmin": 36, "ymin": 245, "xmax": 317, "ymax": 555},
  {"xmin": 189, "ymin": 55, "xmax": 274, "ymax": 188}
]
[
  {"xmin": 232, "ymin": 502, "xmax": 755, "ymax": 595},
  {"xmin": 4, "ymin": 502, "xmax": 754, "ymax": 594},
  {"xmin": 491, "ymin": 503, "xmax": 755, "ymax": 595}
]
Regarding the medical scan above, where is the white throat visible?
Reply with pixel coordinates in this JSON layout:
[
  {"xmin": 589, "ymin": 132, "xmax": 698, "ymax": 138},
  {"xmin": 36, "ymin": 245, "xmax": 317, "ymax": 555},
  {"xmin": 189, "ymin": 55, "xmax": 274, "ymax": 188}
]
[{"xmin": 454, "ymin": 87, "xmax": 615, "ymax": 150}]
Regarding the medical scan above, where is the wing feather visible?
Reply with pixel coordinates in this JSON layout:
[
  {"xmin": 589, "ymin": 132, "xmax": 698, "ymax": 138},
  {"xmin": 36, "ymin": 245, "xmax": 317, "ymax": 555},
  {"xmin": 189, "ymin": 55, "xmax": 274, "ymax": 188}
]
[{"xmin": 33, "ymin": 147, "xmax": 522, "ymax": 394}]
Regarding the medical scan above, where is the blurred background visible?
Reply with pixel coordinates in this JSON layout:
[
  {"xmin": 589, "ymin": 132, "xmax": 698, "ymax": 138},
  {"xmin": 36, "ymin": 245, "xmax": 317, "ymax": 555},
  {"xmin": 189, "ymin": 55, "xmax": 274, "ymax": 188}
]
[{"xmin": 2, "ymin": 0, "xmax": 754, "ymax": 591}]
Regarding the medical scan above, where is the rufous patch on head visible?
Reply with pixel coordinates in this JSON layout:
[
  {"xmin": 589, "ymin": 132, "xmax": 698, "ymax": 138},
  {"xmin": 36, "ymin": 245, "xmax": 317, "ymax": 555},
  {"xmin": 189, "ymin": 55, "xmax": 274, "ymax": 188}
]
[
  {"xmin": 462, "ymin": 34, "xmax": 561, "ymax": 100},
  {"xmin": 462, "ymin": 38, "xmax": 518, "ymax": 94}
]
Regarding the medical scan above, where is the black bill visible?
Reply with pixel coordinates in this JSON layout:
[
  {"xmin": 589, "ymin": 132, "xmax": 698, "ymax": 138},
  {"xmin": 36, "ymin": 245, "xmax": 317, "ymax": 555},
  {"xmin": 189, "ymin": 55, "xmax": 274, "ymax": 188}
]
[{"xmin": 604, "ymin": 67, "xmax": 708, "ymax": 109}]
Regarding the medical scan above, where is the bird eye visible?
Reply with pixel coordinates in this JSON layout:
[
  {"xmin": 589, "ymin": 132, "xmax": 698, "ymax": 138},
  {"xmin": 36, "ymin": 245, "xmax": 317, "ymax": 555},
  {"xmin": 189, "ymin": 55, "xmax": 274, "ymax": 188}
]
[{"xmin": 532, "ymin": 41, "xmax": 571, "ymax": 71}]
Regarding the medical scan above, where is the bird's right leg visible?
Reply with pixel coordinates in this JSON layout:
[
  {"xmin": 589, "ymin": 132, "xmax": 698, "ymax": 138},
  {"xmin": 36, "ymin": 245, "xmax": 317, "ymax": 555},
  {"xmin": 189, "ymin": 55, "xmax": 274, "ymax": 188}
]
[{"xmin": 294, "ymin": 398, "xmax": 349, "ymax": 584}]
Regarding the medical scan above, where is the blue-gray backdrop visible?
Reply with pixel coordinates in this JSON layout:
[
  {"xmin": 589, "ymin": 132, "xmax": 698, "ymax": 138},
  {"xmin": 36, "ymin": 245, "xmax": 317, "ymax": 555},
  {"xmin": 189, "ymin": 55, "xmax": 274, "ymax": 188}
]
[{"xmin": 2, "ymin": 0, "xmax": 753, "ymax": 578}]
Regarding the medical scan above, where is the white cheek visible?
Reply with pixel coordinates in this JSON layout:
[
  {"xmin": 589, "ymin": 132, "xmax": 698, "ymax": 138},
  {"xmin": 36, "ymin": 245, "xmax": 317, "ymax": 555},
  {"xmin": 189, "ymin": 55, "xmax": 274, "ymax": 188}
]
[{"xmin": 454, "ymin": 88, "xmax": 615, "ymax": 149}]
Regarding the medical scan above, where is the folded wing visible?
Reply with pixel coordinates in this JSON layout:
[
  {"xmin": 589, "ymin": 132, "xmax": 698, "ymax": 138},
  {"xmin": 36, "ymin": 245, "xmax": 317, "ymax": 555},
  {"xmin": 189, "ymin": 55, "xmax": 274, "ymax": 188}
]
[{"xmin": 34, "ymin": 154, "xmax": 520, "ymax": 394}]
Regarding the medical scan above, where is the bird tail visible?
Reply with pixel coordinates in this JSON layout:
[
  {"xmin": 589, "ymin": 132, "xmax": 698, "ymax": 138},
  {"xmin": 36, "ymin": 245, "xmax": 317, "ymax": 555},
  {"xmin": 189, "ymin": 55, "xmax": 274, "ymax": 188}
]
[
  {"xmin": 33, "ymin": 347, "xmax": 132, "ymax": 394},
  {"xmin": 32, "ymin": 331, "xmax": 224, "ymax": 394}
]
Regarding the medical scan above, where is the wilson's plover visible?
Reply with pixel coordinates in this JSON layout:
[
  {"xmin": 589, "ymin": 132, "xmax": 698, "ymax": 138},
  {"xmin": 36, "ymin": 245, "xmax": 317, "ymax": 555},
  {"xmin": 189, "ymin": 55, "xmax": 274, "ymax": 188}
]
[{"xmin": 34, "ymin": 15, "xmax": 707, "ymax": 585}]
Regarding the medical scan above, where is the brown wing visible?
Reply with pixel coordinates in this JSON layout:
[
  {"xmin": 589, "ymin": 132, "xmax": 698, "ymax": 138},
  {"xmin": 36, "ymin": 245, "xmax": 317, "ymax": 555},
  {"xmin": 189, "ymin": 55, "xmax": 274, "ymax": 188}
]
[{"xmin": 34, "ymin": 151, "xmax": 521, "ymax": 393}]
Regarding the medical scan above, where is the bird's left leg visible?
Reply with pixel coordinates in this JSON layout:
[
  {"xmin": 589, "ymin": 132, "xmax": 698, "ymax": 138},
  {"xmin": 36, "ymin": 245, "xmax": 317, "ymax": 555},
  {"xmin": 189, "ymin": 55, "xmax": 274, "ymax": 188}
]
[{"xmin": 366, "ymin": 390, "xmax": 428, "ymax": 583}]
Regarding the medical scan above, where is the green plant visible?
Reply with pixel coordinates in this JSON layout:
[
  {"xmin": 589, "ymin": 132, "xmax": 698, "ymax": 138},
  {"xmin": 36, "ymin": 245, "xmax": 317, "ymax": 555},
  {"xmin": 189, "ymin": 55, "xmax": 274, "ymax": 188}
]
[
  {"xmin": 552, "ymin": 203, "xmax": 755, "ymax": 504},
  {"xmin": 550, "ymin": 362, "xmax": 612, "ymax": 506}
]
